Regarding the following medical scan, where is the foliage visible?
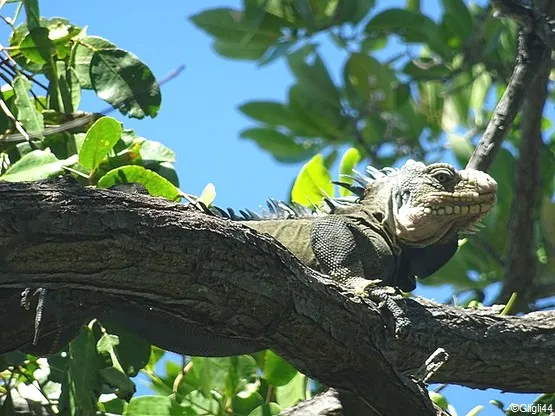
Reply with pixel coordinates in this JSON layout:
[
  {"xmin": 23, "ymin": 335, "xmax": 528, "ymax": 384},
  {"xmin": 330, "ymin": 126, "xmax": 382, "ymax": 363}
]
[{"xmin": 0, "ymin": 0, "xmax": 554, "ymax": 415}]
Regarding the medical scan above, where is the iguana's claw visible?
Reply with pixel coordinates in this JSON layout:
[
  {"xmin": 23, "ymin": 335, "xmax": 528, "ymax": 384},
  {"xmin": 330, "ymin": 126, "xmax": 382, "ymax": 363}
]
[{"xmin": 351, "ymin": 278, "xmax": 383, "ymax": 296}]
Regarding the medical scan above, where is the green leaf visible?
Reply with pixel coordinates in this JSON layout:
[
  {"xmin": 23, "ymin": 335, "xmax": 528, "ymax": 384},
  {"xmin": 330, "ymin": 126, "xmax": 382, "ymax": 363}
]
[
  {"xmin": 22, "ymin": 0, "xmax": 40, "ymax": 29},
  {"xmin": 139, "ymin": 140, "xmax": 176, "ymax": 163},
  {"xmin": 287, "ymin": 84, "xmax": 344, "ymax": 139},
  {"xmin": 275, "ymin": 372, "xmax": 307, "ymax": 408},
  {"xmin": 336, "ymin": 0, "xmax": 376, "ymax": 25},
  {"xmin": 240, "ymin": 127, "xmax": 318, "ymax": 163},
  {"xmin": 20, "ymin": 27, "xmax": 52, "ymax": 65},
  {"xmin": 188, "ymin": 356, "xmax": 258, "ymax": 399},
  {"xmin": 469, "ymin": 65, "xmax": 492, "ymax": 126},
  {"xmin": 90, "ymin": 49, "xmax": 161, "ymax": 119},
  {"xmin": 440, "ymin": 0, "xmax": 473, "ymax": 44},
  {"xmin": 79, "ymin": 116, "xmax": 123, "ymax": 170},
  {"xmin": 263, "ymin": 351, "xmax": 297, "ymax": 387},
  {"xmin": 190, "ymin": 8, "xmax": 280, "ymax": 43},
  {"xmin": 419, "ymin": 81, "xmax": 444, "ymax": 133},
  {"xmin": 429, "ymin": 391, "xmax": 448, "ymax": 410},
  {"xmin": 13, "ymin": 75, "xmax": 44, "ymax": 137},
  {"xmin": 239, "ymin": 101, "xmax": 293, "ymax": 126},
  {"xmin": 99, "ymin": 366, "xmax": 136, "ymax": 401},
  {"xmin": 97, "ymin": 165, "xmax": 181, "ymax": 201},
  {"xmin": 247, "ymin": 403, "xmax": 282, "ymax": 416},
  {"xmin": 365, "ymin": 8, "xmax": 449, "ymax": 58},
  {"xmin": 124, "ymin": 396, "xmax": 186, "ymax": 416},
  {"xmin": 213, "ymin": 39, "xmax": 274, "ymax": 60},
  {"xmin": 101, "ymin": 321, "xmax": 151, "ymax": 377},
  {"xmin": 232, "ymin": 388, "xmax": 264, "ymax": 414},
  {"xmin": 60, "ymin": 326, "xmax": 103, "ymax": 415},
  {"xmin": 47, "ymin": 61, "xmax": 81, "ymax": 113},
  {"xmin": 0, "ymin": 149, "xmax": 77, "ymax": 182},
  {"xmin": 344, "ymin": 53, "xmax": 394, "ymax": 110},
  {"xmin": 287, "ymin": 51, "xmax": 340, "ymax": 110},
  {"xmin": 402, "ymin": 60, "xmax": 451, "ymax": 80},
  {"xmin": 338, "ymin": 147, "xmax": 362, "ymax": 196},
  {"xmin": 198, "ymin": 183, "xmax": 216, "ymax": 206},
  {"xmin": 72, "ymin": 36, "xmax": 117, "ymax": 89},
  {"xmin": 447, "ymin": 134, "xmax": 473, "ymax": 166},
  {"xmin": 291, "ymin": 154, "xmax": 333, "ymax": 205}
]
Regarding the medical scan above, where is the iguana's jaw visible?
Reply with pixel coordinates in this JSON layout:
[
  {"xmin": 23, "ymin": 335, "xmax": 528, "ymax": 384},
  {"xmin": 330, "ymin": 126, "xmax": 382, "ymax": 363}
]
[{"xmin": 393, "ymin": 168, "xmax": 497, "ymax": 246}]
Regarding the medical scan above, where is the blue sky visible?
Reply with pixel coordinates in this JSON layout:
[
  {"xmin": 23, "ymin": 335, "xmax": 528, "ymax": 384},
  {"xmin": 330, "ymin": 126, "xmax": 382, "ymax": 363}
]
[{"xmin": 1, "ymin": 1, "xmax": 542, "ymax": 415}]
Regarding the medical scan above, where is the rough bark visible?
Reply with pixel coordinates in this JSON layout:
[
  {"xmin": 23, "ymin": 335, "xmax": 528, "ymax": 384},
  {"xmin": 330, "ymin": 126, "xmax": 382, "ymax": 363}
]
[{"xmin": 1, "ymin": 180, "xmax": 554, "ymax": 415}]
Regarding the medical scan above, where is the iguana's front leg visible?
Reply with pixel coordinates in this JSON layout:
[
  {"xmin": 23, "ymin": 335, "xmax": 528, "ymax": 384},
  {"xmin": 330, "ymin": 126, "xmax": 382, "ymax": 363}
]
[
  {"xmin": 311, "ymin": 216, "xmax": 408, "ymax": 335},
  {"xmin": 311, "ymin": 216, "xmax": 386, "ymax": 293}
]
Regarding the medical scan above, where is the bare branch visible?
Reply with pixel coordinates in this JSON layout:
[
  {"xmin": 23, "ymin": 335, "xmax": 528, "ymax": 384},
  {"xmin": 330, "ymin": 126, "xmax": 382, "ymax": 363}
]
[{"xmin": 0, "ymin": 180, "xmax": 554, "ymax": 412}]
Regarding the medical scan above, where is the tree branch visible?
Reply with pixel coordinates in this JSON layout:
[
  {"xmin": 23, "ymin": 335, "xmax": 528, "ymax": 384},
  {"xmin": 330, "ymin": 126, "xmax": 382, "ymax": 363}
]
[
  {"xmin": 467, "ymin": 30, "xmax": 549, "ymax": 171},
  {"xmin": 1, "ymin": 181, "xmax": 554, "ymax": 413},
  {"xmin": 496, "ymin": 50, "xmax": 550, "ymax": 310}
]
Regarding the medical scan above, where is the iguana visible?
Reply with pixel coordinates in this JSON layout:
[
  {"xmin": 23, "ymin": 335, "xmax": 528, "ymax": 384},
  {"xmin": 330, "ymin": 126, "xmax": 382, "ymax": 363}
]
[
  {"xmin": 13, "ymin": 160, "xmax": 497, "ymax": 357},
  {"xmin": 206, "ymin": 159, "xmax": 497, "ymax": 293}
]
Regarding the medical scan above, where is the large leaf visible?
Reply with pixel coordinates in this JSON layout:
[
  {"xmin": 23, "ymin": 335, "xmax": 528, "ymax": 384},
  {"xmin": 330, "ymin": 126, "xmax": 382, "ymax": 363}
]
[
  {"xmin": 188, "ymin": 356, "xmax": 258, "ymax": 398},
  {"xmin": 22, "ymin": 0, "xmax": 40, "ymax": 30},
  {"xmin": 291, "ymin": 154, "xmax": 333, "ymax": 205},
  {"xmin": 338, "ymin": 147, "xmax": 362, "ymax": 196},
  {"xmin": 20, "ymin": 27, "xmax": 52, "ymax": 65},
  {"xmin": 190, "ymin": 8, "xmax": 281, "ymax": 43},
  {"xmin": 13, "ymin": 75, "xmax": 44, "ymax": 137},
  {"xmin": 239, "ymin": 101, "xmax": 294, "ymax": 126},
  {"xmin": 0, "ymin": 149, "xmax": 76, "ymax": 182},
  {"xmin": 440, "ymin": 0, "xmax": 473, "ymax": 46},
  {"xmin": 213, "ymin": 39, "xmax": 274, "ymax": 60},
  {"xmin": 240, "ymin": 127, "xmax": 318, "ymax": 163},
  {"xmin": 287, "ymin": 51, "xmax": 340, "ymax": 110},
  {"xmin": 97, "ymin": 165, "xmax": 181, "ymax": 201},
  {"xmin": 72, "ymin": 36, "xmax": 117, "ymax": 89},
  {"xmin": 263, "ymin": 350, "xmax": 298, "ymax": 387},
  {"xmin": 101, "ymin": 321, "xmax": 151, "ymax": 377},
  {"xmin": 79, "ymin": 116, "xmax": 123, "ymax": 171},
  {"xmin": 344, "ymin": 53, "xmax": 395, "ymax": 110},
  {"xmin": 287, "ymin": 84, "xmax": 344, "ymax": 139},
  {"xmin": 275, "ymin": 372, "xmax": 307, "ymax": 409},
  {"xmin": 365, "ymin": 8, "xmax": 450, "ymax": 58},
  {"xmin": 335, "ymin": 0, "xmax": 376, "ymax": 25},
  {"xmin": 47, "ymin": 61, "xmax": 81, "ymax": 113},
  {"xmin": 59, "ymin": 326, "xmax": 103, "ymax": 415},
  {"xmin": 90, "ymin": 49, "xmax": 161, "ymax": 118},
  {"xmin": 124, "ymin": 396, "xmax": 186, "ymax": 416}
]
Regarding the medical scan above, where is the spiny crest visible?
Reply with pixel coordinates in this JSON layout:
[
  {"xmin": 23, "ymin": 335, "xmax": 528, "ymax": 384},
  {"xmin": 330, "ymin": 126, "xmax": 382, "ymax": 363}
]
[
  {"xmin": 196, "ymin": 163, "xmax": 393, "ymax": 221},
  {"xmin": 333, "ymin": 165, "xmax": 399, "ymax": 197}
]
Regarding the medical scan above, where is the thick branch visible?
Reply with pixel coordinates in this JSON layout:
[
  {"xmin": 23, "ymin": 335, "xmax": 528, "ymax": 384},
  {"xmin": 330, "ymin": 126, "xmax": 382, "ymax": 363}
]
[
  {"xmin": 467, "ymin": 30, "xmax": 549, "ymax": 171},
  {"xmin": 1, "ymin": 180, "xmax": 554, "ymax": 411}
]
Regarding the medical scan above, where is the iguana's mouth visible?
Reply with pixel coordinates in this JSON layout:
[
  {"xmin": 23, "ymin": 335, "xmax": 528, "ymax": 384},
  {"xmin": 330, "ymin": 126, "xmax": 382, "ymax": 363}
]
[{"xmin": 394, "ymin": 191, "xmax": 496, "ymax": 246}]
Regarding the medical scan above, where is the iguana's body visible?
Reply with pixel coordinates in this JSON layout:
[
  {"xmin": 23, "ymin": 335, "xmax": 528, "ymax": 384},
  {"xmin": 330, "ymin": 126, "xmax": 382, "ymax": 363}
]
[
  {"xmin": 16, "ymin": 160, "xmax": 497, "ymax": 357},
  {"xmin": 225, "ymin": 160, "xmax": 497, "ymax": 293}
]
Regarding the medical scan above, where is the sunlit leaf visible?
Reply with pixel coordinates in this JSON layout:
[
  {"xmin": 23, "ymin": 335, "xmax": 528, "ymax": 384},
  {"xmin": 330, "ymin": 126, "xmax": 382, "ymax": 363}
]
[
  {"xmin": 97, "ymin": 165, "xmax": 180, "ymax": 201},
  {"xmin": 0, "ymin": 149, "xmax": 76, "ymax": 182},
  {"xmin": 291, "ymin": 154, "xmax": 333, "ymax": 205},
  {"xmin": 79, "ymin": 116, "xmax": 122, "ymax": 170}
]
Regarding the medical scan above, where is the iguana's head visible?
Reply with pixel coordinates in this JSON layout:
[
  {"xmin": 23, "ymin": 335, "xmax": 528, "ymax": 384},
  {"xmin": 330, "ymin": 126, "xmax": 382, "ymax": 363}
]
[{"xmin": 359, "ymin": 160, "xmax": 497, "ymax": 247}]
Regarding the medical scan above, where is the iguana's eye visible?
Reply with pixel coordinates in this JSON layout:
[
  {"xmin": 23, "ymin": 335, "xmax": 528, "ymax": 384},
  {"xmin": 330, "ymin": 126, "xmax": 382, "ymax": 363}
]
[{"xmin": 432, "ymin": 169, "xmax": 454, "ymax": 184}]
